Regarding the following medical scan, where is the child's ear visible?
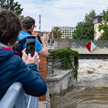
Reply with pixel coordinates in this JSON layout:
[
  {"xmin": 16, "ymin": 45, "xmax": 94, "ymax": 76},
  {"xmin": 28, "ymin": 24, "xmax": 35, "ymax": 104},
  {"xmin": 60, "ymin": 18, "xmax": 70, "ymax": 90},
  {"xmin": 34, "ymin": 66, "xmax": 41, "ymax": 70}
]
[{"xmin": 7, "ymin": 42, "xmax": 12, "ymax": 48}]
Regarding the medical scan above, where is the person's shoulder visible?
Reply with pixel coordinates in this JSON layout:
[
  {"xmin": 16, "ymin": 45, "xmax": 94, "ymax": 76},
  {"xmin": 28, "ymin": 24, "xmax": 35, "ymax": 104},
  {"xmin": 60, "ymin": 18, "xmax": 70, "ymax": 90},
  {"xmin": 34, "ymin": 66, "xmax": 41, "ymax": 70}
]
[
  {"xmin": 18, "ymin": 31, "xmax": 30, "ymax": 40},
  {"xmin": 19, "ymin": 31, "xmax": 29, "ymax": 36}
]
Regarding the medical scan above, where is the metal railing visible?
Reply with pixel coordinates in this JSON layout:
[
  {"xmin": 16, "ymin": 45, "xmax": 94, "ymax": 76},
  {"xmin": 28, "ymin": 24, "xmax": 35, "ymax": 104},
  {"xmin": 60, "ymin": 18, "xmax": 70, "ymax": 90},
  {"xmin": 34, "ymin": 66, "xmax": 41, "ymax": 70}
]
[{"xmin": 0, "ymin": 82, "xmax": 38, "ymax": 108}]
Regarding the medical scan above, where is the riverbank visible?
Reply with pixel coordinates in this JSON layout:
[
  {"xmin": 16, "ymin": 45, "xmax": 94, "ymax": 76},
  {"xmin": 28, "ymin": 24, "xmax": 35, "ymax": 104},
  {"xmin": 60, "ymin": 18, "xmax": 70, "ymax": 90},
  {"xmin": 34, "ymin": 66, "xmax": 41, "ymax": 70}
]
[
  {"xmin": 39, "ymin": 59, "xmax": 108, "ymax": 108},
  {"xmin": 50, "ymin": 59, "xmax": 108, "ymax": 108},
  {"xmin": 38, "ymin": 69, "xmax": 74, "ymax": 108}
]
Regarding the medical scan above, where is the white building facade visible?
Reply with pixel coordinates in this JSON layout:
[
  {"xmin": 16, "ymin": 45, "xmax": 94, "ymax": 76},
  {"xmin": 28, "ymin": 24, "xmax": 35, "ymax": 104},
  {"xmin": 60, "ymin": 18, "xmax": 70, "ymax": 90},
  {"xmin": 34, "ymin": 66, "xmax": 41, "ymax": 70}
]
[
  {"xmin": 93, "ymin": 11, "xmax": 105, "ymax": 40},
  {"xmin": 52, "ymin": 26, "xmax": 76, "ymax": 39}
]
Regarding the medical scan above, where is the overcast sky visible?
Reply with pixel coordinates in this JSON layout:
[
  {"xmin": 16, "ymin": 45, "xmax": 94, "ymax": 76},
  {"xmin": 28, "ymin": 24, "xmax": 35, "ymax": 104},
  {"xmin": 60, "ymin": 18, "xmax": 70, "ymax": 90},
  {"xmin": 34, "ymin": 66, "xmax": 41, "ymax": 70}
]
[{"xmin": 15, "ymin": 0, "xmax": 108, "ymax": 32}]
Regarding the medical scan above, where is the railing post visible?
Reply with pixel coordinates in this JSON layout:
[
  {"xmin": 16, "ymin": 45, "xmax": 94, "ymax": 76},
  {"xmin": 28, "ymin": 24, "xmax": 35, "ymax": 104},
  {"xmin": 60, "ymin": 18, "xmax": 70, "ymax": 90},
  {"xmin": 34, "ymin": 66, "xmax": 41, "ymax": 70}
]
[
  {"xmin": 26, "ymin": 95, "xmax": 37, "ymax": 108},
  {"xmin": 15, "ymin": 88, "xmax": 25, "ymax": 108}
]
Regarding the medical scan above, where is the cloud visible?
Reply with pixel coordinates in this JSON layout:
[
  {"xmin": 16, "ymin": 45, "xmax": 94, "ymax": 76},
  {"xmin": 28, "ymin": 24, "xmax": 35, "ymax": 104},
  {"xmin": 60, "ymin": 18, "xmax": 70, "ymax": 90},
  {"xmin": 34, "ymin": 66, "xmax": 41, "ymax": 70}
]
[
  {"xmin": 21, "ymin": 0, "xmax": 107, "ymax": 18},
  {"xmin": 22, "ymin": 4, "xmax": 41, "ymax": 14},
  {"xmin": 14, "ymin": 0, "xmax": 108, "ymax": 31}
]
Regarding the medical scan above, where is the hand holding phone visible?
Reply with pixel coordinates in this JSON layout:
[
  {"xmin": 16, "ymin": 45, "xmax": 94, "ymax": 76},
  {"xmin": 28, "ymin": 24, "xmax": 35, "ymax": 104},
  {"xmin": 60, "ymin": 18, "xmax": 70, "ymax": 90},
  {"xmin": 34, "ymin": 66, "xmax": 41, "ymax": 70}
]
[
  {"xmin": 22, "ymin": 49, "xmax": 40, "ymax": 65},
  {"xmin": 26, "ymin": 36, "xmax": 36, "ymax": 57}
]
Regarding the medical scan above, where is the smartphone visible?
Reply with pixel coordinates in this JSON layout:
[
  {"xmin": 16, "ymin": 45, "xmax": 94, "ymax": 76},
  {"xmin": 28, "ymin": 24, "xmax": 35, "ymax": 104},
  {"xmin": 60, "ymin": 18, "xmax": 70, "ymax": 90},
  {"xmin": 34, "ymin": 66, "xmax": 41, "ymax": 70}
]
[{"xmin": 26, "ymin": 36, "xmax": 36, "ymax": 57}]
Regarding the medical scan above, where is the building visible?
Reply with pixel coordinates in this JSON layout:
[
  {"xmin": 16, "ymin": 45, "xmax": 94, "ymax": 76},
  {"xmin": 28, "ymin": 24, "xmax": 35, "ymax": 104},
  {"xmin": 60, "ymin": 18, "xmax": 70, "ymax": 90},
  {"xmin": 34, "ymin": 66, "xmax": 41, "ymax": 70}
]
[
  {"xmin": 52, "ymin": 26, "xmax": 76, "ymax": 39},
  {"xmin": 93, "ymin": 10, "xmax": 106, "ymax": 40}
]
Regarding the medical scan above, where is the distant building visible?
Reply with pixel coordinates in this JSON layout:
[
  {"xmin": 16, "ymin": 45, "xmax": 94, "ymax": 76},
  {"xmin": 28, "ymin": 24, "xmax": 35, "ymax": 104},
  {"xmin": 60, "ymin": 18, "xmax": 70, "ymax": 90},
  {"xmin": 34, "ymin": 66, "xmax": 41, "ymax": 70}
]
[
  {"xmin": 93, "ymin": 10, "xmax": 106, "ymax": 40},
  {"xmin": 33, "ymin": 31, "xmax": 44, "ymax": 36},
  {"xmin": 52, "ymin": 26, "xmax": 76, "ymax": 39}
]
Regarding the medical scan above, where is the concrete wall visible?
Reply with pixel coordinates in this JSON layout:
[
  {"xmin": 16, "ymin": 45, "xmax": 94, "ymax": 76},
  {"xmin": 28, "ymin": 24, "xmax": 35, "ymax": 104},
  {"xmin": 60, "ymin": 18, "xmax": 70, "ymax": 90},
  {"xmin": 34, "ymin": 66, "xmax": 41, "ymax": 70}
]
[
  {"xmin": 47, "ymin": 70, "xmax": 74, "ymax": 95},
  {"xmin": 72, "ymin": 48, "xmax": 108, "ymax": 54},
  {"xmin": 54, "ymin": 39, "xmax": 70, "ymax": 50}
]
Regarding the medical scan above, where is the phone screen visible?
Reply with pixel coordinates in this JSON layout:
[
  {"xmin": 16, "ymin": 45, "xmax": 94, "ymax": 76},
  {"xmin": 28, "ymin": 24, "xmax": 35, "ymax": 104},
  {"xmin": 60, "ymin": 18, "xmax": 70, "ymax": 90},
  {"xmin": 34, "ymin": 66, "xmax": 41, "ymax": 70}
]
[{"xmin": 26, "ymin": 36, "xmax": 36, "ymax": 57}]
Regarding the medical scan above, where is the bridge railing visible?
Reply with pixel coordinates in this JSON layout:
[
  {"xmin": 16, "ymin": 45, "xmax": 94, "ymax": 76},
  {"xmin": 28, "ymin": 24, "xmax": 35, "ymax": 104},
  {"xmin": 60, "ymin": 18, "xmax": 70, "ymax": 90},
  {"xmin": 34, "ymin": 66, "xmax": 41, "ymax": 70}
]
[
  {"xmin": 0, "ymin": 82, "xmax": 38, "ymax": 108},
  {"xmin": 70, "ymin": 39, "xmax": 108, "ymax": 49}
]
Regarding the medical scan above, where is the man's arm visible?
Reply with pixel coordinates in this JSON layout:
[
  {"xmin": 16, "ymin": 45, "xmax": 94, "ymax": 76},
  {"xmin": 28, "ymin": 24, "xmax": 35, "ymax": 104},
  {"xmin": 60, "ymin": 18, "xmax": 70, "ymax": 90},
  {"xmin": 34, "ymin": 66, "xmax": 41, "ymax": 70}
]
[{"xmin": 38, "ymin": 34, "xmax": 49, "ymax": 57}]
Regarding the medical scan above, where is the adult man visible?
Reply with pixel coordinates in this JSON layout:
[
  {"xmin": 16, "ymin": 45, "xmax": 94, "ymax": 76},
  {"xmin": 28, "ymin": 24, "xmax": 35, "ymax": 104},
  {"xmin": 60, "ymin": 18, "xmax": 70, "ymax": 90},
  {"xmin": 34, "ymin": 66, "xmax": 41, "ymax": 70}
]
[{"xmin": 18, "ymin": 16, "xmax": 49, "ymax": 57}]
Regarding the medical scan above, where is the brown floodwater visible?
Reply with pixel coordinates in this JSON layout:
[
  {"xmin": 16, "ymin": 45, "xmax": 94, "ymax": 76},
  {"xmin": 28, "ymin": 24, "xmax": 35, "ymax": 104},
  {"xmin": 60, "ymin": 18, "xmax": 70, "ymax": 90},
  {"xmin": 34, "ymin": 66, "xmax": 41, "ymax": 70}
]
[{"xmin": 50, "ymin": 77, "xmax": 108, "ymax": 108}]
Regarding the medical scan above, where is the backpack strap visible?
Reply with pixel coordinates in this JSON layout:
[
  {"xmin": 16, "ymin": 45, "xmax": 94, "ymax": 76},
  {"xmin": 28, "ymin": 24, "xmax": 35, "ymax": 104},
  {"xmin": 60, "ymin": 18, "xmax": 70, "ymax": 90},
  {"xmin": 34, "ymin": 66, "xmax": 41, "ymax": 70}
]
[{"xmin": 19, "ymin": 37, "xmax": 26, "ymax": 44}]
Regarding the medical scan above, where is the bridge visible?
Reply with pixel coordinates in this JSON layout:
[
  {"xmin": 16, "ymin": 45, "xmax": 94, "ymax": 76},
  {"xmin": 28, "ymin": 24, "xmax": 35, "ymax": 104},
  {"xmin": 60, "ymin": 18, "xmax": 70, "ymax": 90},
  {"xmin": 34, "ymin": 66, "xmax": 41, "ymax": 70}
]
[
  {"xmin": 71, "ymin": 48, "xmax": 108, "ymax": 59},
  {"xmin": 70, "ymin": 40, "xmax": 108, "ymax": 59},
  {"xmin": 48, "ymin": 39, "xmax": 108, "ymax": 59}
]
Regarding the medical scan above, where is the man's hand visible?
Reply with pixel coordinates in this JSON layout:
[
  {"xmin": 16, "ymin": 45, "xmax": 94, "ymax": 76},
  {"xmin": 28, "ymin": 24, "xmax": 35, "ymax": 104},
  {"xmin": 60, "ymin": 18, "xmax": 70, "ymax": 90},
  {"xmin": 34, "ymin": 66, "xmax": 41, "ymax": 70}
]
[
  {"xmin": 38, "ymin": 34, "xmax": 49, "ymax": 57},
  {"xmin": 40, "ymin": 34, "xmax": 45, "ymax": 44}
]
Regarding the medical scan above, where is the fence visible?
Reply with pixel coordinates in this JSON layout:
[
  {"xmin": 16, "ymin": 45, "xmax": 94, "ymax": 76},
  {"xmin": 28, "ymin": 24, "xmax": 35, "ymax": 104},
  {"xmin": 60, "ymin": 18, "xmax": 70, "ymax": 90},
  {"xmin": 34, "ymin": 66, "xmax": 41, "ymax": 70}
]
[
  {"xmin": 46, "ymin": 39, "xmax": 108, "ymax": 50},
  {"xmin": 0, "ymin": 82, "xmax": 38, "ymax": 108},
  {"xmin": 70, "ymin": 39, "xmax": 108, "ymax": 49}
]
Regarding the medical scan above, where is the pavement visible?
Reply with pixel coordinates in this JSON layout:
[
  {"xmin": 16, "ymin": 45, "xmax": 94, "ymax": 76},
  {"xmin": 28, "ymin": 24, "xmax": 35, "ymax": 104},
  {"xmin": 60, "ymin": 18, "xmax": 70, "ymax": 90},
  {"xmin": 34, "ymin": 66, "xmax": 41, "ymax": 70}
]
[
  {"xmin": 38, "ymin": 101, "xmax": 46, "ymax": 108},
  {"xmin": 38, "ymin": 100, "xmax": 50, "ymax": 108}
]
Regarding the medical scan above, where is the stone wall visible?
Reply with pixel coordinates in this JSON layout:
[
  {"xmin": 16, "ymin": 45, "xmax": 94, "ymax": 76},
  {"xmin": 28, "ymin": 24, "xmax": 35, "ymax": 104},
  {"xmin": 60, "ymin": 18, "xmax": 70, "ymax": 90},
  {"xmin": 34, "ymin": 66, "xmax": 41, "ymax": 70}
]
[
  {"xmin": 47, "ymin": 70, "xmax": 74, "ymax": 95},
  {"xmin": 46, "ymin": 53, "xmax": 75, "ymax": 108},
  {"xmin": 46, "ymin": 53, "xmax": 74, "ymax": 95}
]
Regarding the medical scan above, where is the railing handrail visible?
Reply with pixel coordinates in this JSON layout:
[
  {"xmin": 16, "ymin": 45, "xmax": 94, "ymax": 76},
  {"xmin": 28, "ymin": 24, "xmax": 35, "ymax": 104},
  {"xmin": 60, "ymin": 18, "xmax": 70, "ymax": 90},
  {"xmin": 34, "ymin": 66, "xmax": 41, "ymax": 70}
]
[
  {"xmin": 0, "ymin": 82, "xmax": 23, "ymax": 108},
  {"xmin": 0, "ymin": 82, "xmax": 38, "ymax": 108}
]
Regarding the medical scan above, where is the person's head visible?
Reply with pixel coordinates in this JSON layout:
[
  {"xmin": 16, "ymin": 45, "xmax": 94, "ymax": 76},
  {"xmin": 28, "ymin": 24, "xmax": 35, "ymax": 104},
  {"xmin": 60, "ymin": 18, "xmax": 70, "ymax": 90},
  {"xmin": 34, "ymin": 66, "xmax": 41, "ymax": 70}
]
[
  {"xmin": 0, "ymin": 9, "xmax": 22, "ymax": 47},
  {"xmin": 22, "ymin": 16, "xmax": 36, "ymax": 33}
]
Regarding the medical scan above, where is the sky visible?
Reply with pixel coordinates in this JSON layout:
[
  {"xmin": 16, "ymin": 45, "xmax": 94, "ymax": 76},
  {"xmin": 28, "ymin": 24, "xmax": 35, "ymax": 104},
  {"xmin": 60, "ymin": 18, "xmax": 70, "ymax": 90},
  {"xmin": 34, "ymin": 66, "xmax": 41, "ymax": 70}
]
[{"xmin": 15, "ymin": 0, "xmax": 108, "ymax": 32}]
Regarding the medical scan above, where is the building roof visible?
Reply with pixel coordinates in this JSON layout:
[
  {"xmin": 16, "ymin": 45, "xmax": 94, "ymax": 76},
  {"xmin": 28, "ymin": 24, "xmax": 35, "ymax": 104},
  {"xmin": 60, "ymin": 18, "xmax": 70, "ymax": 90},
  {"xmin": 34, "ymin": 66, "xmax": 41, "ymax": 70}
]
[
  {"xmin": 94, "ymin": 10, "xmax": 106, "ymax": 18},
  {"xmin": 93, "ymin": 10, "xmax": 106, "ymax": 24}
]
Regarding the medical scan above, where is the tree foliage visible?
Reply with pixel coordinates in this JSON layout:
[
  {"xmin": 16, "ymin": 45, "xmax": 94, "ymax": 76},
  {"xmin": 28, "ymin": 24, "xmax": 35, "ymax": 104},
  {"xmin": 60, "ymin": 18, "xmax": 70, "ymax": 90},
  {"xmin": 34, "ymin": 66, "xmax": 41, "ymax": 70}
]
[
  {"xmin": 73, "ymin": 10, "xmax": 96, "ymax": 39},
  {"xmin": 0, "ymin": 0, "xmax": 23, "ymax": 19},
  {"xmin": 98, "ymin": 9, "xmax": 108, "ymax": 40},
  {"xmin": 84, "ymin": 10, "xmax": 96, "ymax": 25},
  {"xmin": 51, "ymin": 27, "xmax": 62, "ymax": 39}
]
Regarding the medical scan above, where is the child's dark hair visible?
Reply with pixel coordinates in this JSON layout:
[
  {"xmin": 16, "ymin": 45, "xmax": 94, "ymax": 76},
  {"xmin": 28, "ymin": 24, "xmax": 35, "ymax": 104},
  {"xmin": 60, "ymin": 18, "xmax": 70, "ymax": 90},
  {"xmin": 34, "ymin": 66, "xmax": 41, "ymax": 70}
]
[{"xmin": 0, "ymin": 9, "xmax": 22, "ymax": 45}]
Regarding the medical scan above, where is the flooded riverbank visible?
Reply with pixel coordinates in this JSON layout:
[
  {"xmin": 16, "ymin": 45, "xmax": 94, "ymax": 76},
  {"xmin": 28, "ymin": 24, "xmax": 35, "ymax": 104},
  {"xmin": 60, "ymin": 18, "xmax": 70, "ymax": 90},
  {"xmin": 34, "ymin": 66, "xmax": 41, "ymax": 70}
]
[
  {"xmin": 51, "ymin": 85, "xmax": 108, "ymax": 108},
  {"xmin": 50, "ymin": 59, "xmax": 108, "ymax": 108}
]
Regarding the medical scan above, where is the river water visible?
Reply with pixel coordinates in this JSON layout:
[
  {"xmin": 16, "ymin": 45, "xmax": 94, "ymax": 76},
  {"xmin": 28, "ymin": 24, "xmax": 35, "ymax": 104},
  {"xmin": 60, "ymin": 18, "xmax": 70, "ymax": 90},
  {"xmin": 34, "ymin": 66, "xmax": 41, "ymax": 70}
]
[{"xmin": 50, "ymin": 59, "xmax": 108, "ymax": 108}]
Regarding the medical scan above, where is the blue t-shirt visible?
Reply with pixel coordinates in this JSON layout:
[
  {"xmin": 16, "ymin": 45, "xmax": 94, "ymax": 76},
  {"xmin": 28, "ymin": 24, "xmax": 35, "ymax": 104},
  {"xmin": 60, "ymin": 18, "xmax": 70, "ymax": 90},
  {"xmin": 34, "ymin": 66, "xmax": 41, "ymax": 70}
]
[{"xmin": 18, "ymin": 31, "xmax": 42, "ymax": 52}]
